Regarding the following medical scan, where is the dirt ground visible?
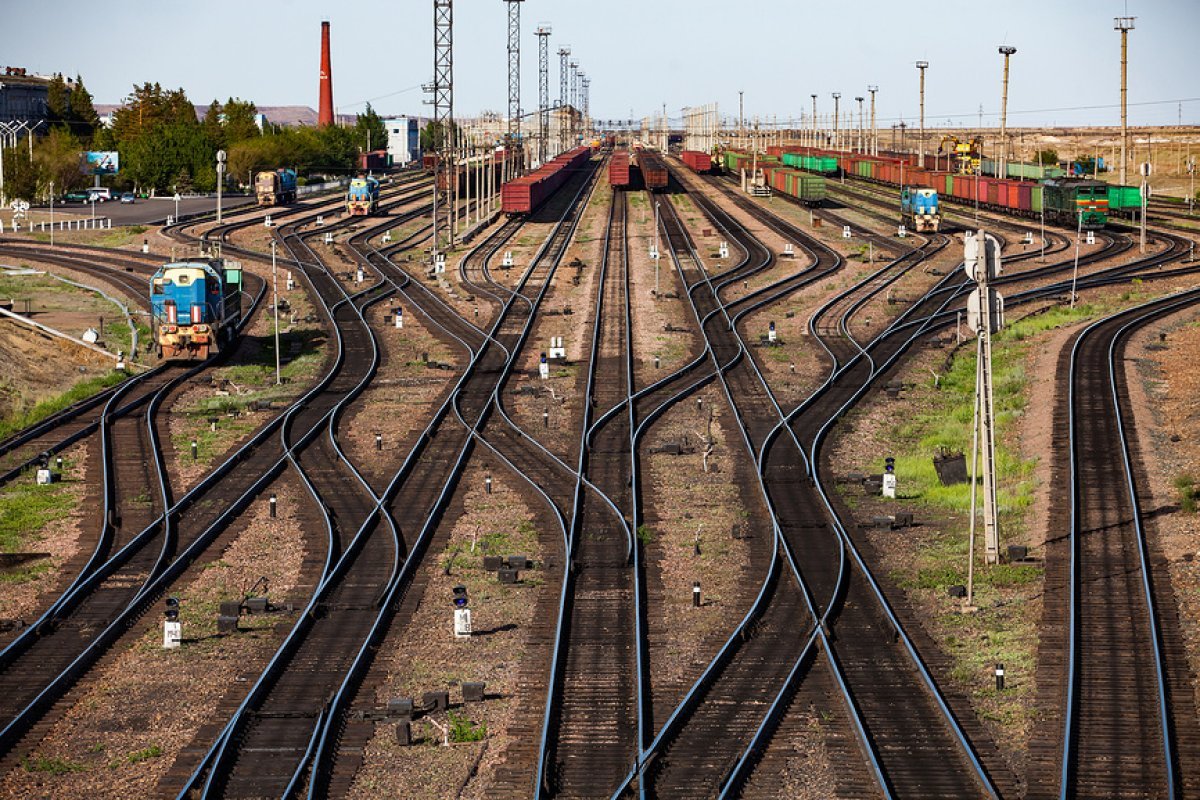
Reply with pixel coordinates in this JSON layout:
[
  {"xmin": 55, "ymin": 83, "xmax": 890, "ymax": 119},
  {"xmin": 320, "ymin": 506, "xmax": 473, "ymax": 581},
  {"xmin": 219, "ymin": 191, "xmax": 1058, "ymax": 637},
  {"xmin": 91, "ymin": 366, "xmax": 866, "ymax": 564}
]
[
  {"xmin": 0, "ymin": 472, "xmax": 312, "ymax": 800},
  {"xmin": 1125, "ymin": 304, "xmax": 1200, "ymax": 731},
  {"xmin": 347, "ymin": 461, "xmax": 551, "ymax": 799}
]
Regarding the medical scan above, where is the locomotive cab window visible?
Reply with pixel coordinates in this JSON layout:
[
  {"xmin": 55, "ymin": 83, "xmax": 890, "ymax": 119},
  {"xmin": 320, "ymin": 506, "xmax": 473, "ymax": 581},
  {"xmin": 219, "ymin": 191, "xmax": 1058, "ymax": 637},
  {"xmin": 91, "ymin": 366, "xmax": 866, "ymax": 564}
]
[{"xmin": 152, "ymin": 279, "xmax": 168, "ymax": 294}]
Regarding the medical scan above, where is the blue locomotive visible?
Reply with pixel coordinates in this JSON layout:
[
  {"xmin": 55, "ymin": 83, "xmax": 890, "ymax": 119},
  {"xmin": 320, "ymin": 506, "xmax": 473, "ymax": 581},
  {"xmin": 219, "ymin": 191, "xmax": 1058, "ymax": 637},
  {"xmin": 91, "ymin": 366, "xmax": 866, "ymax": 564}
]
[
  {"xmin": 150, "ymin": 259, "xmax": 243, "ymax": 360},
  {"xmin": 346, "ymin": 176, "xmax": 380, "ymax": 216},
  {"xmin": 901, "ymin": 186, "xmax": 941, "ymax": 232}
]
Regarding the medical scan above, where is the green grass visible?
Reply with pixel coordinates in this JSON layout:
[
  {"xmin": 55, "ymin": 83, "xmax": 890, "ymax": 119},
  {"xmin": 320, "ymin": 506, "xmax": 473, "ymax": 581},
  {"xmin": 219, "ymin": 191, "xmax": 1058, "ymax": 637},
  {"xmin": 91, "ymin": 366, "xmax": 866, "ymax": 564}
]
[
  {"xmin": 22, "ymin": 756, "xmax": 85, "ymax": 775},
  {"xmin": 447, "ymin": 711, "xmax": 487, "ymax": 743},
  {"xmin": 0, "ymin": 371, "xmax": 127, "ymax": 442},
  {"xmin": 0, "ymin": 478, "xmax": 75, "ymax": 553},
  {"xmin": 123, "ymin": 745, "xmax": 162, "ymax": 765},
  {"xmin": 1176, "ymin": 473, "xmax": 1197, "ymax": 514}
]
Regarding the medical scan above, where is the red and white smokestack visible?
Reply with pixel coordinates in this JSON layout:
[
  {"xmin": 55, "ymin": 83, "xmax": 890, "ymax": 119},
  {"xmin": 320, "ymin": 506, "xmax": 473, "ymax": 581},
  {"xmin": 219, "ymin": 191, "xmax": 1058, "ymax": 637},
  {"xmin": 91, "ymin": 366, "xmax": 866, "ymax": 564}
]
[{"xmin": 318, "ymin": 20, "xmax": 334, "ymax": 127}]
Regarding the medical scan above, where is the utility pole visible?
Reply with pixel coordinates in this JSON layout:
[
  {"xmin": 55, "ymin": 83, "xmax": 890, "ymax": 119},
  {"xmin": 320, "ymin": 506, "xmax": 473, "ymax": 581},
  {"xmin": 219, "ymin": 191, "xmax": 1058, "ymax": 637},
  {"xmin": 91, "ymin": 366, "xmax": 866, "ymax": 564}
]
[
  {"xmin": 831, "ymin": 93, "xmax": 841, "ymax": 152},
  {"xmin": 558, "ymin": 46, "xmax": 570, "ymax": 154},
  {"xmin": 1115, "ymin": 16, "xmax": 1135, "ymax": 185},
  {"xmin": 916, "ymin": 61, "xmax": 929, "ymax": 167},
  {"xmin": 868, "ymin": 85, "xmax": 878, "ymax": 155},
  {"xmin": 536, "ymin": 25, "xmax": 551, "ymax": 165},
  {"xmin": 811, "ymin": 94, "xmax": 817, "ymax": 149},
  {"xmin": 429, "ymin": 0, "xmax": 454, "ymax": 261},
  {"xmin": 998, "ymin": 46, "xmax": 1017, "ymax": 179},
  {"xmin": 855, "ymin": 96, "xmax": 864, "ymax": 153},
  {"xmin": 738, "ymin": 90, "xmax": 744, "ymax": 149}
]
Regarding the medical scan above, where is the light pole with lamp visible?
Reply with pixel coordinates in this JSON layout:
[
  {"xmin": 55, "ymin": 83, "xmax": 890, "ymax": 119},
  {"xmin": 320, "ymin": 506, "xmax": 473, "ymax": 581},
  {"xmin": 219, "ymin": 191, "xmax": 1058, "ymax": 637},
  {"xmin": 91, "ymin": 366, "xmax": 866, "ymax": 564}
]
[
  {"xmin": 1070, "ymin": 209, "xmax": 1083, "ymax": 308},
  {"xmin": 49, "ymin": 180, "xmax": 54, "ymax": 247},
  {"xmin": 271, "ymin": 240, "xmax": 281, "ymax": 385},
  {"xmin": 916, "ymin": 61, "xmax": 929, "ymax": 167},
  {"xmin": 215, "ymin": 149, "xmax": 226, "ymax": 224},
  {"xmin": 831, "ymin": 93, "xmax": 841, "ymax": 152}
]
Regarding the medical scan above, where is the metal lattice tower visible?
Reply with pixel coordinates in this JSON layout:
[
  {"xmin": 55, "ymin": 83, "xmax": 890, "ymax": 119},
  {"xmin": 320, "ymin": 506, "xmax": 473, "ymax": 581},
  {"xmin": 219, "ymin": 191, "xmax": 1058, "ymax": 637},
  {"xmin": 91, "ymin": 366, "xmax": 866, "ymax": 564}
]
[
  {"xmin": 431, "ymin": 0, "xmax": 454, "ymax": 259},
  {"xmin": 557, "ymin": 46, "xmax": 570, "ymax": 153},
  {"xmin": 504, "ymin": 0, "xmax": 524, "ymax": 140},
  {"xmin": 536, "ymin": 25, "xmax": 551, "ymax": 162},
  {"xmin": 576, "ymin": 74, "xmax": 585, "ymax": 133},
  {"xmin": 569, "ymin": 61, "xmax": 579, "ymax": 110}
]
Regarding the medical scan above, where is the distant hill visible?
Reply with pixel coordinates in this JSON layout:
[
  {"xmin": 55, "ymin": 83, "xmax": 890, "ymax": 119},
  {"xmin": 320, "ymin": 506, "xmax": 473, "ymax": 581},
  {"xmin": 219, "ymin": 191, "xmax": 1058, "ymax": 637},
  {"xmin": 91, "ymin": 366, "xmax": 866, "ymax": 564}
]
[{"xmin": 94, "ymin": 104, "xmax": 358, "ymax": 127}]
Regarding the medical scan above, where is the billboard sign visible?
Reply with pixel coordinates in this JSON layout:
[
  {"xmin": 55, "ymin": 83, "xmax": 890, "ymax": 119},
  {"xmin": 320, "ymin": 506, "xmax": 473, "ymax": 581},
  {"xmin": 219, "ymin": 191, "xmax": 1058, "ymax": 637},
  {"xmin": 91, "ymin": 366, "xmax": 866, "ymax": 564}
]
[{"xmin": 84, "ymin": 151, "xmax": 119, "ymax": 175}]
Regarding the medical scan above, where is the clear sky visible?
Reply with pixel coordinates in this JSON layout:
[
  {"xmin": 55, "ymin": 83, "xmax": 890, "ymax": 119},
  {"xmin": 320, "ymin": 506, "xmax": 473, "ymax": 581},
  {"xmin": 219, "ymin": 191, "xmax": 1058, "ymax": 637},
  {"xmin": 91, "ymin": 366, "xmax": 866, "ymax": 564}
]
[{"xmin": 2, "ymin": 0, "xmax": 1196, "ymax": 128}]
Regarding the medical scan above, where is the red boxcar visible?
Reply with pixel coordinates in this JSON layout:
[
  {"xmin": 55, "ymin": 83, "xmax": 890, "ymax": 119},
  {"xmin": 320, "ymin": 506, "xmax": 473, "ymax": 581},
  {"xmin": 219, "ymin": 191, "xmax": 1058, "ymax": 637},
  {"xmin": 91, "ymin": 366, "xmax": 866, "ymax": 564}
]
[
  {"xmin": 638, "ymin": 151, "xmax": 669, "ymax": 191},
  {"xmin": 609, "ymin": 150, "xmax": 632, "ymax": 187},
  {"xmin": 501, "ymin": 145, "xmax": 592, "ymax": 214},
  {"xmin": 681, "ymin": 150, "xmax": 712, "ymax": 173}
]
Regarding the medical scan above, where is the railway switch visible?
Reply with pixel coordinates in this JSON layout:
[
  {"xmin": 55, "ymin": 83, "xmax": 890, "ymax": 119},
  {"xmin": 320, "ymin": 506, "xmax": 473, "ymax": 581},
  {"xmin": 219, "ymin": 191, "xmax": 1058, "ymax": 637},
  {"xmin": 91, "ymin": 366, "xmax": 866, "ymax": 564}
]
[{"xmin": 463, "ymin": 682, "xmax": 486, "ymax": 703}]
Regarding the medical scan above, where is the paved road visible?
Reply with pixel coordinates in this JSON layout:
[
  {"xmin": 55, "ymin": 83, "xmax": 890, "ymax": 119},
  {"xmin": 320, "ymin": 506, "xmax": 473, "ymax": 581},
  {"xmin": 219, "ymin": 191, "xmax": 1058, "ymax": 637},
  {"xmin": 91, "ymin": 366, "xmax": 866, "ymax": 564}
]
[{"xmin": 29, "ymin": 195, "xmax": 256, "ymax": 226}]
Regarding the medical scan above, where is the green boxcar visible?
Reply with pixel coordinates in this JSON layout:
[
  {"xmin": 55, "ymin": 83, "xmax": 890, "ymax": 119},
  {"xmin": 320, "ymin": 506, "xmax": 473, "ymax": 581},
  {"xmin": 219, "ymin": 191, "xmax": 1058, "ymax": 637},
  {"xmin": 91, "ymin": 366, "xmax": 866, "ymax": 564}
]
[
  {"xmin": 1031, "ymin": 185, "xmax": 1043, "ymax": 212},
  {"xmin": 1106, "ymin": 185, "xmax": 1142, "ymax": 210}
]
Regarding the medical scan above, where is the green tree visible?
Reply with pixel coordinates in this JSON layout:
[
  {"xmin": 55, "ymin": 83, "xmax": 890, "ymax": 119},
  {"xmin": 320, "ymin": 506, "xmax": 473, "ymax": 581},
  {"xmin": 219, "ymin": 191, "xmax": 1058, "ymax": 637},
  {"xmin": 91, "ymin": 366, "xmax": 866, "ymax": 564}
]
[
  {"xmin": 45, "ymin": 74, "xmax": 69, "ymax": 123},
  {"xmin": 222, "ymin": 97, "xmax": 260, "ymax": 146},
  {"xmin": 0, "ymin": 144, "xmax": 39, "ymax": 202},
  {"xmin": 1034, "ymin": 148, "xmax": 1059, "ymax": 166},
  {"xmin": 420, "ymin": 120, "xmax": 457, "ymax": 153},
  {"xmin": 67, "ymin": 74, "xmax": 99, "ymax": 135},
  {"xmin": 355, "ymin": 103, "xmax": 387, "ymax": 153},
  {"xmin": 35, "ymin": 127, "xmax": 86, "ymax": 197},
  {"xmin": 202, "ymin": 100, "xmax": 225, "ymax": 150}
]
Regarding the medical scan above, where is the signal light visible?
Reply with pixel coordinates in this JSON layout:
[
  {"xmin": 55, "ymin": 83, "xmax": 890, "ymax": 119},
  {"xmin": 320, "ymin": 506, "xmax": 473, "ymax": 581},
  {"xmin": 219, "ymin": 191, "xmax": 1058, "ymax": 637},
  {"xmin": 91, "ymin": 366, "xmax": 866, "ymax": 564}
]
[
  {"xmin": 884, "ymin": 457, "xmax": 896, "ymax": 475},
  {"xmin": 452, "ymin": 585, "xmax": 469, "ymax": 609},
  {"xmin": 164, "ymin": 596, "xmax": 180, "ymax": 621}
]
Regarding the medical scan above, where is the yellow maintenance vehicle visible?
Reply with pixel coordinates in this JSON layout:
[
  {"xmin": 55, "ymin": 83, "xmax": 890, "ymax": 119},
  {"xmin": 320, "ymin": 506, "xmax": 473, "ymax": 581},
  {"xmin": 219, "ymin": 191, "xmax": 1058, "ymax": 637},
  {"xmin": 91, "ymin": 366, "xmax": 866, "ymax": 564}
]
[{"xmin": 937, "ymin": 134, "xmax": 984, "ymax": 174}]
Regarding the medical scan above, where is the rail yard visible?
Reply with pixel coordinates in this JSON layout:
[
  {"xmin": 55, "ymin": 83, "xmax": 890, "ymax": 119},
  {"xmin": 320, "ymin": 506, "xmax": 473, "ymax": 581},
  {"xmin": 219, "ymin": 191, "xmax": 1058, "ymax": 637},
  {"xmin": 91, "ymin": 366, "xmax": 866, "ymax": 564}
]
[{"xmin": 1, "ymin": 3, "xmax": 1199, "ymax": 799}]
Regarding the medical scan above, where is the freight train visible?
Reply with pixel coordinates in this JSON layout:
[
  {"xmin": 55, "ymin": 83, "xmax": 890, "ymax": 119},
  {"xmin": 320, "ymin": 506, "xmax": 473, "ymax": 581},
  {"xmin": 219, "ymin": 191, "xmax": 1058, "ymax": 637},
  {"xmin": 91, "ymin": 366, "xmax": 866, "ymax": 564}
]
[
  {"xmin": 346, "ymin": 176, "xmax": 381, "ymax": 216},
  {"xmin": 501, "ymin": 145, "xmax": 592, "ymax": 214},
  {"xmin": 635, "ymin": 150, "xmax": 669, "ymax": 191},
  {"xmin": 254, "ymin": 169, "xmax": 298, "ymax": 206},
  {"xmin": 150, "ymin": 259, "xmax": 242, "ymax": 360},
  {"xmin": 768, "ymin": 146, "xmax": 1123, "ymax": 230},
  {"xmin": 717, "ymin": 151, "xmax": 827, "ymax": 205},
  {"xmin": 609, "ymin": 149, "xmax": 635, "ymax": 188}
]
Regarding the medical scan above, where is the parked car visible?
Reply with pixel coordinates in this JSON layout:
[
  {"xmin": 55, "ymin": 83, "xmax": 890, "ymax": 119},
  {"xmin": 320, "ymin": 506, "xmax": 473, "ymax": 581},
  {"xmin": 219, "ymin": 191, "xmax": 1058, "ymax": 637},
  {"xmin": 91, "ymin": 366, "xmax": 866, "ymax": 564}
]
[
  {"xmin": 120, "ymin": 192, "xmax": 136, "ymax": 204},
  {"xmin": 62, "ymin": 189, "xmax": 90, "ymax": 202}
]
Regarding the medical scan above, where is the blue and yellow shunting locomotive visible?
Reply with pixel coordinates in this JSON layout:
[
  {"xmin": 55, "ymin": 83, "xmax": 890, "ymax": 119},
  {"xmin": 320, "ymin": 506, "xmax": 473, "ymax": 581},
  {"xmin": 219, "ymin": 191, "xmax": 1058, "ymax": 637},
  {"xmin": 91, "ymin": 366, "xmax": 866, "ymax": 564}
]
[
  {"xmin": 346, "ymin": 176, "xmax": 380, "ymax": 216},
  {"xmin": 150, "ymin": 259, "xmax": 243, "ymax": 360}
]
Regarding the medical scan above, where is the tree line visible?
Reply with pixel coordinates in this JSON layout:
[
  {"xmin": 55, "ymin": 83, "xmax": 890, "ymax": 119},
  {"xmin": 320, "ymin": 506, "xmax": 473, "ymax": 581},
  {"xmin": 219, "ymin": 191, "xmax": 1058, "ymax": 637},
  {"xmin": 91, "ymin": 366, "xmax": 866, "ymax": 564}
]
[{"xmin": 1, "ymin": 77, "xmax": 389, "ymax": 202}]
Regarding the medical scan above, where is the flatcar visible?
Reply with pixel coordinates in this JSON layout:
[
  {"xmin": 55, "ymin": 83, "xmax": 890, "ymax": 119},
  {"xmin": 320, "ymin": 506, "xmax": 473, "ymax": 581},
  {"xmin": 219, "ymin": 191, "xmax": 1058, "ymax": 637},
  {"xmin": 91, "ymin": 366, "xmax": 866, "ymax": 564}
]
[
  {"xmin": 254, "ymin": 168, "xmax": 297, "ymax": 206},
  {"xmin": 901, "ymin": 186, "xmax": 941, "ymax": 232},
  {"xmin": 150, "ymin": 259, "xmax": 243, "ymax": 360},
  {"xmin": 346, "ymin": 176, "xmax": 381, "ymax": 216}
]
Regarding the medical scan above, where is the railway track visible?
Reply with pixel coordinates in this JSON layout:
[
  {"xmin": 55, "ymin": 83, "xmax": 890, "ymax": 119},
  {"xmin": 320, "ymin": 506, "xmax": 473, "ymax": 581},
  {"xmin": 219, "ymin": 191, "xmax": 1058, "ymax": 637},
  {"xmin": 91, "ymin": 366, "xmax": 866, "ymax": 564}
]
[
  {"xmin": 1026, "ymin": 289, "xmax": 1200, "ymax": 799},
  {"xmin": 168, "ymin": 155, "xmax": 603, "ymax": 798}
]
